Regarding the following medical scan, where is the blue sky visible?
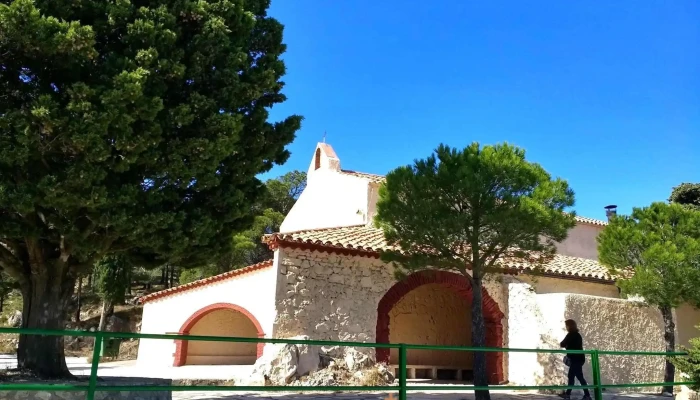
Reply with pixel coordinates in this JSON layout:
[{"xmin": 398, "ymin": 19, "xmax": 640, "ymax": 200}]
[{"xmin": 263, "ymin": 0, "xmax": 699, "ymax": 220}]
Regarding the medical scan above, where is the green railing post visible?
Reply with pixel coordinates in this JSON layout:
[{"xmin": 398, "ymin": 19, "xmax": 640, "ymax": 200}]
[
  {"xmin": 591, "ymin": 350, "xmax": 603, "ymax": 400},
  {"xmin": 399, "ymin": 343, "xmax": 407, "ymax": 400},
  {"xmin": 87, "ymin": 332, "xmax": 103, "ymax": 400}
]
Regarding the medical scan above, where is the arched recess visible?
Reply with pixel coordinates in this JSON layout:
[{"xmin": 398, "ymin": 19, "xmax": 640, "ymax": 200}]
[
  {"xmin": 376, "ymin": 270, "xmax": 505, "ymax": 384},
  {"xmin": 314, "ymin": 148, "xmax": 322, "ymax": 170},
  {"xmin": 173, "ymin": 303, "xmax": 265, "ymax": 367}
]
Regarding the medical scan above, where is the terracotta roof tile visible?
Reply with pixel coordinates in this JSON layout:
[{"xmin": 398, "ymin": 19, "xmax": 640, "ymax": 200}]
[
  {"xmin": 265, "ymin": 226, "xmax": 614, "ymax": 282},
  {"xmin": 339, "ymin": 170, "xmax": 387, "ymax": 184},
  {"xmin": 138, "ymin": 259, "xmax": 274, "ymax": 304},
  {"xmin": 337, "ymin": 170, "xmax": 608, "ymax": 226},
  {"xmin": 572, "ymin": 215, "xmax": 608, "ymax": 226}
]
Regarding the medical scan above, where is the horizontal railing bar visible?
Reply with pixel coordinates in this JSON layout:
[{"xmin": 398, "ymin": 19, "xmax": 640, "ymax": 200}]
[
  {"xmin": 0, "ymin": 328, "xmax": 394, "ymax": 349},
  {"xmin": 403, "ymin": 343, "xmax": 589, "ymax": 354},
  {"xmin": 404, "ymin": 385, "xmax": 597, "ymax": 391},
  {"xmin": 0, "ymin": 327, "xmax": 689, "ymax": 356},
  {"xmin": 600, "ymin": 382, "xmax": 696, "ymax": 388},
  {"xmin": 597, "ymin": 350, "xmax": 689, "ymax": 356},
  {"xmin": 95, "ymin": 385, "xmax": 390, "ymax": 392},
  {"xmin": 0, "ymin": 384, "xmax": 596, "ymax": 392},
  {"xmin": 1, "ymin": 382, "xmax": 697, "ymax": 392}
]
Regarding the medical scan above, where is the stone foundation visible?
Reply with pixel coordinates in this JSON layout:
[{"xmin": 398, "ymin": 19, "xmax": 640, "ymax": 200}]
[{"xmin": 2, "ymin": 378, "xmax": 172, "ymax": 400}]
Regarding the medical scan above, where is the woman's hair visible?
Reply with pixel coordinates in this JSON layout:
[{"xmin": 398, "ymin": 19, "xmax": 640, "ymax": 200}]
[{"xmin": 565, "ymin": 319, "xmax": 578, "ymax": 332}]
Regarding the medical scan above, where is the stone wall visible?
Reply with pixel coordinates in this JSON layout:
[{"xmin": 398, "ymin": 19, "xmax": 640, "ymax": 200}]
[
  {"xmin": 272, "ymin": 248, "xmax": 508, "ymax": 376},
  {"xmin": 506, "ymin": 274, "xmax": 680, "ymax": 392},
  {"xmin": 273, "ymin": 248, "xmax": 395, "ymax": 343},
  {"xmin": 273, "ymin": 248, "xmax": 700, "ymax": 388}
]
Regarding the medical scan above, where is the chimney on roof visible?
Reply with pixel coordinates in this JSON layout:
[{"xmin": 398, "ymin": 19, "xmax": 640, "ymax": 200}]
[{"xmin": 604, "ymin": 205, "xmax": 617, "ymax": 221}]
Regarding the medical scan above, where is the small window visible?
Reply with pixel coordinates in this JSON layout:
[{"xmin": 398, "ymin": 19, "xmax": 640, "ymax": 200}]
[{"xmin": 314, "ymin": 148, "xmax": 321, "ymax": 170}]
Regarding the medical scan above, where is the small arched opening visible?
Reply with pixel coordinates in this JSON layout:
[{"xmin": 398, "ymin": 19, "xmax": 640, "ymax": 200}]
[
  {"xmin": 314, "ymin": 148, "xmax": 322, "ymax": 170},
  {"xmin": 173, "ymin": 303, "xmax": 264, "ymax": 366}
]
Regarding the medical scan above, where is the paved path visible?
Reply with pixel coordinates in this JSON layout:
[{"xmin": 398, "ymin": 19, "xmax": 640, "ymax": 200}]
[
  {"xmin": 0, "ymin": 354, "xmax": 253, "ymax": 380},
  {"xmin": 172, "ymin": 392, "xmax": 664, "ymax": 400},
  {"xmin": 1, "ymin": 355, "xmax": 673, "ymax": 400}
]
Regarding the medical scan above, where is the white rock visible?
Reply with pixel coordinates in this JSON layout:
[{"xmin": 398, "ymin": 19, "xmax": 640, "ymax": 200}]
[
  {"xmin": 8, "ymin": 311, "xmax": 22, "ymax": 328},
  {"xmin": 249, "ymin": 335, "xmax": 320, "ymax": 386},
  {"xmin": 344, "ymin": 348, "xmax": 374, "ymax": 371}
]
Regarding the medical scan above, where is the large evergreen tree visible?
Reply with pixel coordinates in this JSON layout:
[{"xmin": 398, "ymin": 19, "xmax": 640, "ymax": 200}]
[
  {"xmin": 375, "ymin": 142, "xmax": 576, "ymax": 400},
  {"xmin": 597, "ymin": 202, "xmax": 700, "ymax": 394},
  {"xmin": 0, "ymin": 0, "xmax": 301, "ymax": 377}
]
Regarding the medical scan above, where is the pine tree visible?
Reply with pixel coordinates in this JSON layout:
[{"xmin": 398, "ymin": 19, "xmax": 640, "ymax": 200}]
[{"xmin": 375, "ymin": 142, "xmax": 576, "ymax": 400}]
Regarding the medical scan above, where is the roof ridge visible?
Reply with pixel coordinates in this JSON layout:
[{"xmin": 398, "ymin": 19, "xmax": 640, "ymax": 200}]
[
  {"xmin": 269, "ymin": 224, "xmax": 370, "ymax": 237},
  {"xmin": 340, "ymin": 169, "xmax": 385, "ymax": 176},
  {"xmin": 138, "ymin": 259, "xmax": 274, "ymax": 304}
]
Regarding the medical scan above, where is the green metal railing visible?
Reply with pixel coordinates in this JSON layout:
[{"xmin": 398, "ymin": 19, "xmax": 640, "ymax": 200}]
[{"xmin": 0, "ymin": 327, "xmax": 695, "ymax": 400}]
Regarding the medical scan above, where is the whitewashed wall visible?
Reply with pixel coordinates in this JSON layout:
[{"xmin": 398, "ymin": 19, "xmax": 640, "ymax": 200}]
[{"xmin": 136, "ymin": 263, "xmax": 278, "ymax": 367}]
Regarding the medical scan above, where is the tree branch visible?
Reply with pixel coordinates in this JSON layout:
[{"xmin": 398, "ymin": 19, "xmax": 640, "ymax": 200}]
[{"xmin": 0, "ymin": 243, "xmax": 25, "ymax": 282}]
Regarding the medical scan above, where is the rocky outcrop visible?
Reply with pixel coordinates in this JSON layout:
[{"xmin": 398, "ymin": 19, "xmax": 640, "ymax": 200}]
[
  {"xmin": 249, "ymin": 335, "xmax": 321, "ymax": 385},
  {"xmin": 248, "ymin": 336, "xmax": 393, "ymax": 387}
]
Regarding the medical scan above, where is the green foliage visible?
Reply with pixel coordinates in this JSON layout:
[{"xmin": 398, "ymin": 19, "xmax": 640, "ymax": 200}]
[
  {"xmin": 179, "ymin": 170, "xmax": 306, "ymax": 283},
  {"xmin": 375, "ymin": 142, "xmax": 576, "ymax": 277},
  {"xmin": 597, "ymin": 202, "xmax": 700, "ymax": 308},
  {"xmin": 263, "ymin": 170, "xmax": 307, "ymax": 215},
  {"xmin": 178, "ymin": 267, "xmax": 207, "ymax": 285},
  {"xmin": 93, "ymin": 256, "xmax": 130, "ymax": 305},
  {"xmin": 375, "ymin": 142, "xmax": 575, "ymax": 399},
  {"xmin": 0, "ymin": 0, "xmax": 301, "ymax": 276},
  {"xmin": 670, "ymin": 183, "xmax": 700, "ymax": 211},
  {"xmin": 673, "ymin": 333, "xmax": 700, "ymax": 391}
]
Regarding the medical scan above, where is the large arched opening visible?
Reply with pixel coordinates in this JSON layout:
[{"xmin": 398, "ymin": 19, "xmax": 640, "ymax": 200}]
[
  {"xmin": 173, "ymin": 303, "xmax": 265, "ymax": 366},
  {"xmin": 376, "ymin": 270, "xmax": 504, "ymax": 383}
]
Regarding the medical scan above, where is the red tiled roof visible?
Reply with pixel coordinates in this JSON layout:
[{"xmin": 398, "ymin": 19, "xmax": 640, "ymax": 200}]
[
  {"xmin": 264, "ymin": 226, "xmax": 615, "ymax": 282},
  {"xmin": 138, "ymin": 260, "xmax": 274, "ymax": 304},
  {"xmin": 337, "ymin": 170, "xmax": 608, "ymax": 226},
  {"xmin": 339, "ymin": 170, "xmax": 387, "ymax": 184},
  {"xmin": 571, "ymin": 215, "xmax": 608, "ymax": 227}
]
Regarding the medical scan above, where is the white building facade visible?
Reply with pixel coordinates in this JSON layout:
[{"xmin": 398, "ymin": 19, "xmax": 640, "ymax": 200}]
[{"xmin": 137, "ymin": 143, "xmax": 700, "ymax": 388}]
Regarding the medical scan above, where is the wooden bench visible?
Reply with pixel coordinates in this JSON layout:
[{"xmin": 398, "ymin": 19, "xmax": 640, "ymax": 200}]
[{"xmin": 390, "ymin": 365, "xmax": 473, "ymax": 381}]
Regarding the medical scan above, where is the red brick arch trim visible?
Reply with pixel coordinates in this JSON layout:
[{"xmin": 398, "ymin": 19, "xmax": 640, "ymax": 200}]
[
  {"xmin": 173, "ymin": 303, "xmax": 265, "ymax": 367},
  {"xmin": 375, "ymin": 270, "xmax": 505, "ymax": 384}
]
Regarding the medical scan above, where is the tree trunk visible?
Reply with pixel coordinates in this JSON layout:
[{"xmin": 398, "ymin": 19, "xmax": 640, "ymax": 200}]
[
  {"xmin": 660, "ymin": 305, "xmax": 676, "ymax": 395},
  {"xmin": 471, "ymin": 276, "xmax": 491, "ymax": 400},
  {"xmin": 0, "ymin": 292, "xmax": 4, "ymax": 313},
  {"xmin": 169, "ymin": 265, "xmax": 175, "ymax": 288},
  {"xmin": 87, "ymin": 273, "xmax": 92, "ymax": 289},
  {"xmin": 17, "ymin": 270, "xmax": 75, "ymax": 378},
  {"xmin": 74, "ymin": 277, "xmax": 82, "ymax": 323},
  {"xmin": 125, "ymin": 269, "xmax": 132, "ymax": 297},
  {"xmin": 160, "ymin": 265, "xmax": 167, "ymax": 285},
  {"xmin": 98, "ymin": 299, "xmax": 114, "ymax": 332}
]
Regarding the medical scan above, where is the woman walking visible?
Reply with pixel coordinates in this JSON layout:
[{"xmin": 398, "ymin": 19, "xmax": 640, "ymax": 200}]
[{"xmin": 559, "ymin": 319, "xmax": 591, "ymax": 400}]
